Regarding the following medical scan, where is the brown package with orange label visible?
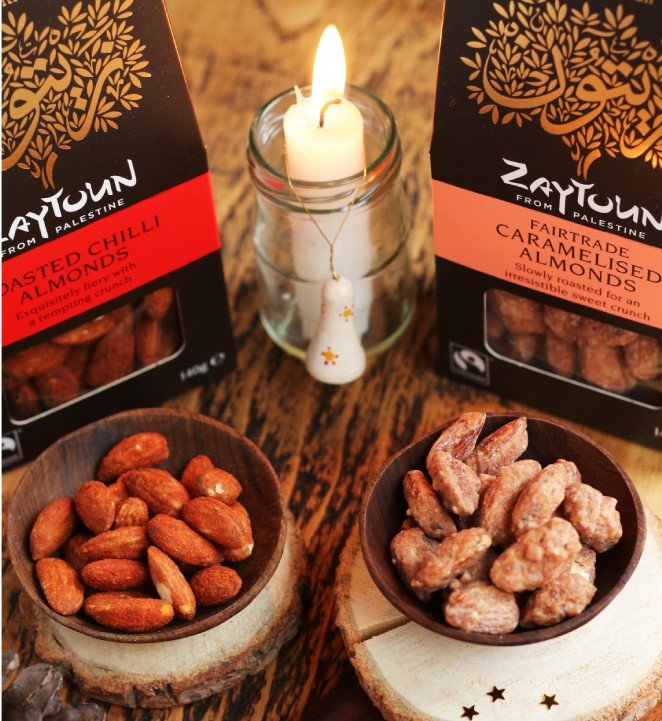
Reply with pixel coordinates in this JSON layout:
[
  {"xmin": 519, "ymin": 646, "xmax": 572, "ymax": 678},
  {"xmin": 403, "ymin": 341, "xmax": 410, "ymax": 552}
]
[{"xmin": 431, "ymin": 0, "xmax": 661, "ymax": 448}]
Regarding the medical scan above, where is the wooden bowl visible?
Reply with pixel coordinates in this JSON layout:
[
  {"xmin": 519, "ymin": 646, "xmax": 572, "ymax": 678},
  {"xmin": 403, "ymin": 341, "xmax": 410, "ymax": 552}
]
[
  {"xmin": 360, "ymin": 412, "xmax": 645, "ymax": 646},
  {"xmin": 8, "ymin": 408, "xmax": 287, "ymax": 643}
]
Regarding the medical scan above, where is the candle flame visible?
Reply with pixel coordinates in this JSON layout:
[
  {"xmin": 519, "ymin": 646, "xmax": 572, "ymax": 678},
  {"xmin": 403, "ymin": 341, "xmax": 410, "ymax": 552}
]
[{"xmin": 312, "ymin": 25, "xmax": 346, "ymax": 112}]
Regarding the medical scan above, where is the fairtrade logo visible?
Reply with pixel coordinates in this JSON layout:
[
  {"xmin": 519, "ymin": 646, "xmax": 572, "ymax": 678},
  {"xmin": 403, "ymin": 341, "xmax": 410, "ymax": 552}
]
[
  {"xmin": 2, "ymin": 431, "xmax": 23, "ymax": 466},
  {"xmin": 462, "ymin": 0, "xmax": 662, "ymax": 177},
  {"xmin": 450, "ymin": 343, "xmax": 490, "ymax": 385},
  {"xmin": 2, "ymin": 0, "xmax": 150, "ymax": 188}
]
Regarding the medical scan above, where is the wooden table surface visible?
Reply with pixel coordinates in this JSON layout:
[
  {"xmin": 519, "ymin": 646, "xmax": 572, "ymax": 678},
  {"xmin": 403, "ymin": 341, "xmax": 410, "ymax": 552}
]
[{"xmin": 3, "ymin": 0, "xmax": 661, "ymax": 719}]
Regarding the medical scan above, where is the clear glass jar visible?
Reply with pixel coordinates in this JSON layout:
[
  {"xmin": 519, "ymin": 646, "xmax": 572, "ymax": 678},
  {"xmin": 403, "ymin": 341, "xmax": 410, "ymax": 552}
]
[{"xmin": 248, "ymin": 85, "xmax": 415, "ymax": 360}]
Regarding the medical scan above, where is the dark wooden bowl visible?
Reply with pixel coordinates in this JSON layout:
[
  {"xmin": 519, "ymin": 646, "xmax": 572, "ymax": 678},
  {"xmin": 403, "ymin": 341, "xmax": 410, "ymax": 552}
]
[
  {"xmin": 8, "ymin": 408, "xmax": 287, "ymax": 643},
  {"xmin": 360, "ymin": 412, "xmax": 645, "ymax": 646}
]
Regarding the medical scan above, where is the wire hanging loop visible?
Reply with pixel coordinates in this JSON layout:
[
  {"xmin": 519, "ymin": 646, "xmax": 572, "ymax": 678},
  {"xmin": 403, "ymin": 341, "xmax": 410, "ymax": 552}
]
[{"xmin": 285, "ymin": 147, "xmax": 367, "ymax": 282}]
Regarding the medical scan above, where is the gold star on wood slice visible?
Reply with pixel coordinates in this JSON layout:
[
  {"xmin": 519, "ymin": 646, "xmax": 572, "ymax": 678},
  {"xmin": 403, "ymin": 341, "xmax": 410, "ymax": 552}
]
[
  {"xmin": 461, "ymin": 706, "xmax": 479, "ymax": 719},
  {"xmin": 541, "ymin": 694, "xmax": 559, "ymax": 710},
  {"xmin": 487, "ymin": 686, "xmax": 505, "ymax": 702}
]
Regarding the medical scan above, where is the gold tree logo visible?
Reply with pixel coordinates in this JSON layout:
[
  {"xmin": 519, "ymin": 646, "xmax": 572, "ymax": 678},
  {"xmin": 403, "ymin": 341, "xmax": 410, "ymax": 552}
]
[
  {"xmin": 462, "ymin": 0, "xmax": 661, "ymax": 177},
  {"xmin": 2, "ymin": 0, "xmax": 150, "ymax": 188}
]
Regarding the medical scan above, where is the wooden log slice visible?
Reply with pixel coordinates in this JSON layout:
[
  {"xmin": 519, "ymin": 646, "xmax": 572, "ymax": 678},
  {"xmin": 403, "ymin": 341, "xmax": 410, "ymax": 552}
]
[
  {"xmin": 336, "ymin": 513, "xmax": 662, "ymax": 721},
  {"xmin": 26, "ymin": 512, "xmax": 306, "ymax": 708}
]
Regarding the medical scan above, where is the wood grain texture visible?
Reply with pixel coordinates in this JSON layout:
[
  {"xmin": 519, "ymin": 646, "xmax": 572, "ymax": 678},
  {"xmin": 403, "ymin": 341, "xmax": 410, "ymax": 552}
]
[{"xmin": 3, "ymin": 0, "xmax": 661, "ymax": 719}]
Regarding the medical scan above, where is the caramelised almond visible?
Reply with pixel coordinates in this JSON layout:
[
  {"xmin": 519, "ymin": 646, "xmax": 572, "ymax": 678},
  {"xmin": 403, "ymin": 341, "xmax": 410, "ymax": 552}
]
[
  {"xmin": 75, "ymin": 481, "xmax": 117, "ymax": 534},
  {"xmin": 84, "ymin": 592, "xmax": 174, "ymax": 632},
  {"xmin": 114, "ymin": 497, "xmax": 149, "ymax": 528},
  {"xmin": 426, "ymin": 412, "xmax": 486, "ymax": 464},
  {"xmin": 30, "ymin": 498, "xmax": 76, "ymax": 561},
  {"xmin": 147, "ymin": 515, "xmax": 223, "ymax": 566},
  {"xmin": 63, "ymin": 533, "xmax": 92, "ymax": 574},
  {"xmin": 80, "ymin": 526, "xmax": 150, "ymax": 563},
  {"xmin": 122, "ymin": 468, "xmax": 189, "ymax": 517},
  {"xmin": 180, "ymin": 454, "xmax": 214, "ymax": 495},
  {"xmin": 36, "ymin": 558, "xmax": 84, "ymax": 616},
  {"xmin": 97, "ymin": 432, "xmax": 169, "ymax": 482},
  {"xmin": 192, "ymin": 468, "xmax": 243, "ymax": 503},
  {"xmin": 81, "ymin": 559, "xmax": 149, "ymax": 591},
  {"xmin": 182, "ymin": 497, "xmax": 248, "ymax": 550},
  {"xmin": 147, "ymin": 546, "xmax": 196, "ymax": 620},
  {"xmin": 189, "ymin": 565, "xmax": 242, "ymax": 607},
  {"xmin": 465, "ymin": 417, "xmax": 528, "ymax": 476}
]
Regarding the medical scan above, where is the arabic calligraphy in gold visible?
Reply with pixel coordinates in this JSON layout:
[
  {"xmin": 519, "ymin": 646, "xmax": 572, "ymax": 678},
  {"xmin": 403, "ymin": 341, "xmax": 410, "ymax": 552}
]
[
  {"xmin": 462, "ymin": 0, "xmax": 661, "ymax": 177},
  {"xmin": 2, "ymin": 0, "xmax": 150, "ymax": 188}
]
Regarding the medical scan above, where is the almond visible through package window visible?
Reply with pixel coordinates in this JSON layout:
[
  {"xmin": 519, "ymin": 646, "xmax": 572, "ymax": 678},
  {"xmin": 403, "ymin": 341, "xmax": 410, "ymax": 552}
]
[
  {"xmin": 485, "ymin": 290, "xmax": 661, "ymax": 409},
  {"xmin": 3, "ymin": 288, "xmax": 184, "ymax": 422}
]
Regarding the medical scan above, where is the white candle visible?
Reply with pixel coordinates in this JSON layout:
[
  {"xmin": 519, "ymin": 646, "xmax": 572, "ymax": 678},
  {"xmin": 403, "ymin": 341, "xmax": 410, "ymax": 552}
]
[{"xmin": 283, "ymin": 25, "xmax": 372, "ymax": 340}]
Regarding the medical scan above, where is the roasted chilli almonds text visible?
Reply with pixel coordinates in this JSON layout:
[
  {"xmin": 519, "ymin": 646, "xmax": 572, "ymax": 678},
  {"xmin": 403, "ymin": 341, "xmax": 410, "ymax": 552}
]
[
  {"xmin": 390, "ymin": 414, "xmax": 623, "ymax": 634},
  {"xmin": 27, "ymin": 431, "xmax": 252, "ymax": 632}
]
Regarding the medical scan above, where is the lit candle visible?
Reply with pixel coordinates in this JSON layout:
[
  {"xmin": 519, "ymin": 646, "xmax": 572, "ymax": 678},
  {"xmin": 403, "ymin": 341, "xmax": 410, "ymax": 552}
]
[
  {"xmin": 284, "ymin": 25, "xmax": 365, "ymax": 181},
  {"xmin": 283, "ymin": 25, "xmax": 372, "ymax": 340}
]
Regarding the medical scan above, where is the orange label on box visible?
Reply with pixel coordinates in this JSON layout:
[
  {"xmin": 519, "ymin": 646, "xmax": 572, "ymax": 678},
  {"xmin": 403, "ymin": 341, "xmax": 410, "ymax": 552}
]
[{"xmin": 433, "ymin": 181, "xmax": 662, "ymax": 330}]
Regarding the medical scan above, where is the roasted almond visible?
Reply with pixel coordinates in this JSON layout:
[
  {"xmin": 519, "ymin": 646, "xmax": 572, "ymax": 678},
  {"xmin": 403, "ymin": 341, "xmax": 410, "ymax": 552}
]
[
  {"xmin": 192, "ymin": 468, "xmax": 243, "ymax": 503},
  {"xmin": 107, "ymin": 477, "xmax": 129, "ymax": 503},
  {"xmin": 85, "ymin": 321, "xmax": 135, "ymax": 388},
  {"xmin": 30, "ymin": 498, "xmax": 76, "ymax": 561},
  {"xmin": 220, "ymin": 502, "xmax": 254, "ymax": 562},
  {"xmin": 180, "ymin": 454, "xmax": 214, "ymax": 495},
  {"xmin": 84, "ymin": 592, "xmax": 174, "ymax": 632},
  {"xmin": 143, "ymin": 288, "xmax": 175, "ymax": 321},
  {"xmin": 75, "ymin": 481, "xmax": 117, "ymax": 534},
  {"xmin": 36, "ymin": 558, "xmax": 84, "ymax": 616},
  {"xmin": 183, "ymin": 497, "xmax": 248, "ymax": 550},
  {"xmin": 5, "ymin": 377, "xmax": 40, "ymax": 419},
  {"xmin": 122, "ymin": 468, "xmax": 189, "ymax": 517},
  {"xmin": 147, "ymin": 546, "xmax": 196, "ymax": 620},
  {"xmin": 52, "ymin": 315, "xmax": 115, "ymax": 346},
  {"xmin": 3, "ymin": 343, "xmax": 69, "ymax": 380},
  {"xmin": 97, "ymin": 432, "xmax": 169, "ymax": 482},
  {"xmin": 35, "ymin": 366, "xmax": 80, "ymax": 408},
  {"xmin": 80, "ymin": 526, "xmax": 150, "ymax": 563},
  {"xmin": 62, "ymin": 533, "xmax": 92, "ymax": 574},
  {"xmin": 114, "ymin": 497, "xmax": 149, "ymax": 528},
  {"xmin": 81, "ymin": 559, "xmax": 149, "ymax": 591},
  {"xmin": 62, "ymin": 344, "xmax": 92, "ymax": 381},
  {"xmin": 189, "ymin": 565, "xmax": 242, "ymax": 607},
  {"xmin": 147, "ymin": 515, "xmax": 223, "ymax": 567},
  {"xmin": 136, "ymin": 314, "xmax": 179, "ymax": 367}
]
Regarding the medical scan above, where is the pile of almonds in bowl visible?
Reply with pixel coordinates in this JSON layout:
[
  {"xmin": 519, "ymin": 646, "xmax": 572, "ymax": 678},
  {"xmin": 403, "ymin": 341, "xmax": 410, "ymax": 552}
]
[
  {"xmin": 391, "ymin": 413, "xmax": 623, "ymax": 634},
  {"xmin": 28, "ymin": 432, "xmax": 253, "ymax": 632}
]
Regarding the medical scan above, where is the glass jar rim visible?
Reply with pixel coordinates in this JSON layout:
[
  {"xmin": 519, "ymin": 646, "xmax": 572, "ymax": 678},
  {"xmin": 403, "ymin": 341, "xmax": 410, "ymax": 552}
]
[{"xmin": 248, "ymin": 84, "xmax": 398, "ymax": 188}]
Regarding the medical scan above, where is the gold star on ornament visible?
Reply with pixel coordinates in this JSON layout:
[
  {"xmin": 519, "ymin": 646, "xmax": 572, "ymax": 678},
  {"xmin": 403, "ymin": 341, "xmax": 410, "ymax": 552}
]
[
  {"xmin": 461, "ymin": 706, "xmax": 479, "ymax": 719},
  {"xmin": 541, "ymin": 694, "xmax": 559, "ymax": 710},
  {"xmin": 486, "ymin": 686, "xmax": 505, "ymax": 702},
  {"xmin": 321, "ymin": 347, "xmax": 338, "ymax": 366},
  {"xmin": 340, "ymin": 306, "xmax": 354, "ymax": 321}
]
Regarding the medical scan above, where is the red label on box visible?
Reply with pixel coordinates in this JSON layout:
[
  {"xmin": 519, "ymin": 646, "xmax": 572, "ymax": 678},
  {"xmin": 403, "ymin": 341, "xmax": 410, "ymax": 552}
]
[
  {"xmin": 2, "ymin": 172, "xmax": 220, "ymax": 346},
  {"xmin": 433, "ymin": 181, "xmax": 662, "ymax": 329}
]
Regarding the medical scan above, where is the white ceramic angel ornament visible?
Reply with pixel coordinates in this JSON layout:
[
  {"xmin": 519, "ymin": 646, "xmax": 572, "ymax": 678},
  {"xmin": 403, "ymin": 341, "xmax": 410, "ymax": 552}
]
[{"xmin": 305, "ymin": 275, "xmax": 366, "ymax": 384}]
